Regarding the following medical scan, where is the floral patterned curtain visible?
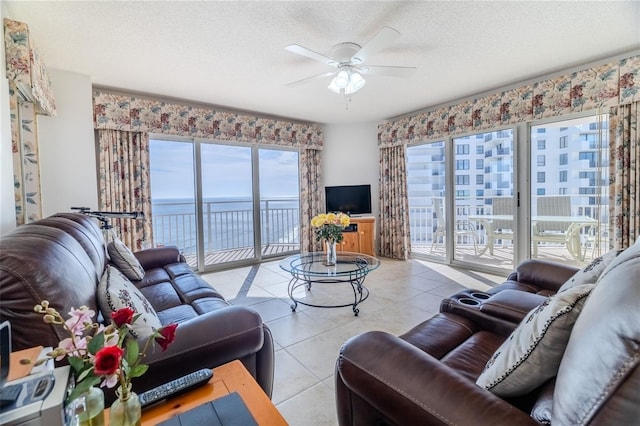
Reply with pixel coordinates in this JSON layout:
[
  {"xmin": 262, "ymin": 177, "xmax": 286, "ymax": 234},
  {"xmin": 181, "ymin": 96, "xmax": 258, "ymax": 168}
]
[
  {"xmin": 379, "ymin": 55, "xmax": 638, "ymax": 147},
  {"xmin": 299, "ymin": 148, "xmax": 324, "ymax": 253},
  {"xmin": 379, "ymin": 145, "xmax": 411, "ymax": 259},
  {"xmin": 609, "ymin": 101, "xmax": 640, "ymax": 250},
  {"xmin": 5, "ymin": 19, "xmax": 56, "ymax": 225},
  {"xmin": 96, "ymin": 130, "xmax": 153, "ymax": 250}
]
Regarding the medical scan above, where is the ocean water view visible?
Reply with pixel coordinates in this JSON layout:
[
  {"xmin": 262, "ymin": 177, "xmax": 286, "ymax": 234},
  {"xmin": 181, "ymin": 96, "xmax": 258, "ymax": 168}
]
[{"xmin": 151, "ymin": 197, "xmax": 300, "ymax": 256}]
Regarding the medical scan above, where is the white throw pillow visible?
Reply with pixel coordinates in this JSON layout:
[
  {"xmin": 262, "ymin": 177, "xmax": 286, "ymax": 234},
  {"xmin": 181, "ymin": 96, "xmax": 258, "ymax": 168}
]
[
  {"xmin": 558, "ymin": 249, "xmax": 622, "ymax": 292},
  {"xmin": 107, "ymin": 235, "xmax": 145, "ymax": 281},
  {"xmin": 98, "ymin": 265, "xmax": 161, "ymax": 339},
  {"xmin": 476, "ymin": 283, "xmax": 594, "ymax": 397}
]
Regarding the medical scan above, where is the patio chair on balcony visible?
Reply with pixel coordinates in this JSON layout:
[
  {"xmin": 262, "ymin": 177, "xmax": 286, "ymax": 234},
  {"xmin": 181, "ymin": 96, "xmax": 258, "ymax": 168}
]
[
  {"xmin": 430, "ymin": 198, "xmax": 478, "ymax": 255},
  {"xmin": 532, "ymin": 195, "xmax": 572, "ymax": 257},
  {"xmin": 485, "ymin": 197, "xmax": 514, "ymax": 255},
  {"xmin": 582, "ymin": 225, "xmax": 608, "ymax": 261}
]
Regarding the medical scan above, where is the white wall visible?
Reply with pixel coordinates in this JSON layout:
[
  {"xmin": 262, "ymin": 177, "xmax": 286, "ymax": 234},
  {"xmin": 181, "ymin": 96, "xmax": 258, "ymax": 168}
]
[
  {"xmin": 1, "ymin": 3, "xmax": 17, "ymax": 234},
  {"xmin": 37, "ymin": 68, "xmax": 97, "ymax": 216},
  {"xmin": 322, "ymin": 122, "xmax": 379, "ymax": 219}
]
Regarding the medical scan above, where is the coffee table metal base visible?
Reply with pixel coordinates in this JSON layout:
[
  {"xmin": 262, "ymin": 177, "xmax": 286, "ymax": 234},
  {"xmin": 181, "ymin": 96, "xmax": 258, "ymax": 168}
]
[{"xmin": 288, "ymin": 275, "xmax": 369, "ymax": 316}]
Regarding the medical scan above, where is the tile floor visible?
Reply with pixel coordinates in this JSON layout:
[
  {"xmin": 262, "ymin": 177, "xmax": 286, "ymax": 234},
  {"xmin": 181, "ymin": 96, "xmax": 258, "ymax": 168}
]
[{"xmin": 201, "ymin": 257, "xmax": 504, "ymax": 426}]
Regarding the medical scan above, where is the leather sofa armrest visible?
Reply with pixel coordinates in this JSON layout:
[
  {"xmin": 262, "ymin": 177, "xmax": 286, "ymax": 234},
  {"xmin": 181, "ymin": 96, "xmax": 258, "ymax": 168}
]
[
  {"xmin": 133, "ymin": 246, "xmax": 182, "ymax": 271},
  {"xmin": 337, "ymin": 331, "xmax": 537, "ymax": 426},
  {"xmin": 512, "ymin": 259, "xmax": 579, "ymax": 293},
  {"xmin": 480, "ymin": 290, "xmax": 547, "ymax": 323},
  {"xmin": 131, "ymin": 305, "xmax": 265, "ymax": 394}
]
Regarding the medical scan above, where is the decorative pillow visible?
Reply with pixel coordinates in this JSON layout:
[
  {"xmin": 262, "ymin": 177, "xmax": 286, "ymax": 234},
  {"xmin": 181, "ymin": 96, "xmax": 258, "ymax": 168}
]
[
  {"xmin": 98, "ymin": 265, "xmax": 161, "ymax": 339},
  {"xmin": 107, "ymin": 235, "xmax": 145, "ymax": 281},
  {"xmin": 558, "ymin": 249, "xmax": 622, "ymax": 292},
  {"xmin": 475, "ymin": 283, "xmax": 594, "ymax": 397}
]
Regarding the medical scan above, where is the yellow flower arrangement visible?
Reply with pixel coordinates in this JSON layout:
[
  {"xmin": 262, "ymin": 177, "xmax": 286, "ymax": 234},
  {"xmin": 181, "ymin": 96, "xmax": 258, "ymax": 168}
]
[{"xmin": 311, "ymin": 212, "xmax": 351, "ymax": 243}]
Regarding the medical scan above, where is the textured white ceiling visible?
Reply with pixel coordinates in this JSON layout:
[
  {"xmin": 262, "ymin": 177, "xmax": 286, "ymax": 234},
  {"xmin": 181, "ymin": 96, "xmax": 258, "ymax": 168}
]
[{"xmin": 4, "ymin": 1, "xmax": 640, "ymax": 124}]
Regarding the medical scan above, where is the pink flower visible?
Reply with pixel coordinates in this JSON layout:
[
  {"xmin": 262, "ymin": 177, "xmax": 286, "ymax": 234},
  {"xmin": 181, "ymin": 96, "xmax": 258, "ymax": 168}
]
[
  {"xmin": 96, "ymin": 324, "xmax": 119, "ymax": 347},
  {"xmin": 56, "ymin": 336, "xmax": 88, "ymax": 360},
  {"xmin": 65, "ymin": 307, "xmax": 96, "ymax": 335},
  {"xmin": 101, "ymin": 373, "xmax": 119, "ymax": 389}
]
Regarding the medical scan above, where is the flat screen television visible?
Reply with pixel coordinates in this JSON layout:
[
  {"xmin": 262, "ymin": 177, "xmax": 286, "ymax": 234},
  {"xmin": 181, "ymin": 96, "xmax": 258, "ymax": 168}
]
[{"xmin": 325, "ymin": 184, "xmax": 372, "ymax": 215}]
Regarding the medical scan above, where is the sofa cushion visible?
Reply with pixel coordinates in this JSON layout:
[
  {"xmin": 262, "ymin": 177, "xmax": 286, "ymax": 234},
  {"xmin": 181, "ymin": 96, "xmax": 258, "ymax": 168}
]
[
  {"xmin": 475, "ymin": 283, "xmax": 594, "ymax": 397},
  {"xmin": 98, "ymin": 265, "xmax": 162, "ymax": 339},
  {"xmin": 557, "ymin": 248, "xmax": 622, "ymax": 292},
  {"xmin": 107, "ymin": 235, "xmax": 145, "ymax": 281}
]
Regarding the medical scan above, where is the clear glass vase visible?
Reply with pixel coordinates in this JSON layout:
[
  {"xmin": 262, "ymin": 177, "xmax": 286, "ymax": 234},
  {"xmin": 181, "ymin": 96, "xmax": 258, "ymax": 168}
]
[
  {"xmin": 325, "ymin": 240, "xmax": 337, "ymax": 266},
  {"xmin": 109, "ymin": 384, "xmax": 141, "ymax": 426},
  {"xmin": 67, "ymin": 386, "xmax": 105, "ymax": 426}
]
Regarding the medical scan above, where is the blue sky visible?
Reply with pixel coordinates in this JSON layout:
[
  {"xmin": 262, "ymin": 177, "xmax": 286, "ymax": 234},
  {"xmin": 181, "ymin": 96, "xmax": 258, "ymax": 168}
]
[{"xmin": 149, "ymin": 139, "xmax": 299, "ymax": 200}]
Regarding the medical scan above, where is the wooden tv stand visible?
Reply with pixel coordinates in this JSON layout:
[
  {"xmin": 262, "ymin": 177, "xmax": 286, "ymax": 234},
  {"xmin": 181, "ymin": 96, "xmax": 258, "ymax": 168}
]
[{"xmin": 338, "ymin": 216, "xmax": 375, "ymax": 256}]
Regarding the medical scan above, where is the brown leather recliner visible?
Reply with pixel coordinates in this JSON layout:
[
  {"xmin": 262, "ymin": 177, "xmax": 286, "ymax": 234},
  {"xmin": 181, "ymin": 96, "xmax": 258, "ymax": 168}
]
[
  {"xmin": 335, "ymin": 249, "xmax": 640, "ymax": 425},
  {"xmin": 0, "ymin": 213, "xmax": 274, "ymax": 402}
]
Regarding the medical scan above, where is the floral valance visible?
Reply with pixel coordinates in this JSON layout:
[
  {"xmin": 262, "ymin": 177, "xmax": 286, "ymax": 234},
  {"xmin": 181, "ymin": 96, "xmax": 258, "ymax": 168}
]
[
  {"xmin": 379, "ymin": 54, "xmax": 640, "ymax": 147},
  {"xmin": 3, "ymin": 19, "xmax": 56, "ymax": 116},
  {"xmin": 93, "ymin": 90, "xmax": 323, "ymax": 149}
]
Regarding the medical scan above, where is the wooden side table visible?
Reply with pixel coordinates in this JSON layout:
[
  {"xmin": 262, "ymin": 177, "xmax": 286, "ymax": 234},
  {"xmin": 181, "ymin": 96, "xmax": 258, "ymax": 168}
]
[{"xmin": 125, "ymin": 360, "xmax": 287, "ymax": 425}]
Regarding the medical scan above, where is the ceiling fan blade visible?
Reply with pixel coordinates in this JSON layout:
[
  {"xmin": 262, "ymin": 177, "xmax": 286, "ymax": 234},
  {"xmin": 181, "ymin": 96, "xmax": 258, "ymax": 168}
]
[
  {"xmin": 285, "ymin": 71, "xmax": 336, "ymax": 87},
  {"xmin": 359, "ymin": 65, "xmax": 417, "ymax": 78},
  {"xmin": 351, "ymin": 26, "xmax": 401, "ymax": 64},
  {"xmin": 285, "ymin": 44, "xmax": 338, "ymax": 66}
]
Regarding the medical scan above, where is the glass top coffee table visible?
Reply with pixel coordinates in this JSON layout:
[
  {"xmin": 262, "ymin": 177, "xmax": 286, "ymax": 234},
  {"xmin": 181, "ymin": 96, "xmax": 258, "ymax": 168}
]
[{"xmin": 279, "ymin": 252, "xmax": 380, "ymax": 316}]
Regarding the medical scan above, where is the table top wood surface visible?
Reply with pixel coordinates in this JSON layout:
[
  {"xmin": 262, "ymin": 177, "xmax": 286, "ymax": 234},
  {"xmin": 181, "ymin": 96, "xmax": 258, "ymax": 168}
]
[{"xmin": 126, "ymin": 360, "xmax": 287, "ymax": 425}]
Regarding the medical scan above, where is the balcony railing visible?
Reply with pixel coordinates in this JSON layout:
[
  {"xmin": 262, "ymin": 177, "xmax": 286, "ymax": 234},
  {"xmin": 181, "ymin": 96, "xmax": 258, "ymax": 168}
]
[
  {"xmin": 152, "ymin": 198, "xmax": 300, "ymax": 266},
  {"xmin": 409, "ymin": 197, "xmax": 607, "ymax": 267}
]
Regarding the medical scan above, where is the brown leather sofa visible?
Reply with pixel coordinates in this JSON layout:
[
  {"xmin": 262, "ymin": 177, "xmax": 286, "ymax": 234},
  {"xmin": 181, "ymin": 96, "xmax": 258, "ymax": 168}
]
[
  {"xmin": 336, "ymin": 249, "xmax": 640, "ymax": 425},
  {"xmin": 0, "ymin": 213, "xmax": 274, "ymax": 402},
  {"xmin": 440, "ymin": 259, "xmax": 579, "ymax": 334}
]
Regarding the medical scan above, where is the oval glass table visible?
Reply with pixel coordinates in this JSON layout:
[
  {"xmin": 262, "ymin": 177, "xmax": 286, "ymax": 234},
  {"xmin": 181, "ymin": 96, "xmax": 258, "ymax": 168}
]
[{"xmin": 279, "ymin": 252, "xmax": 380, "ymax": 316}]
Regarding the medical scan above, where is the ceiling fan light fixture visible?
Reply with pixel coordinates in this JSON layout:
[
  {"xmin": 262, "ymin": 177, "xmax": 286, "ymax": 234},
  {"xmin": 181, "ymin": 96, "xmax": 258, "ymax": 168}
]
[
  {"xmin": 328, "ymin": 69, "xmax": 366, "ymax": 95},
  {"xmin": 327, "ymin": 78, "xmax": 342, "ymax": 94},
  {"xmin": 334, "ymin": 70, "xmax": 350, "ymax": 88},
  {"xmin": 347, "ymin": 71, "xmax": 366, "ymax": 94}
]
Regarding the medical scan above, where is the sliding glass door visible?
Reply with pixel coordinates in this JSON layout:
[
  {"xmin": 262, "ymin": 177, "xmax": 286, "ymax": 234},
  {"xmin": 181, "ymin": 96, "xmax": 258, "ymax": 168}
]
[
  {"xmin": 407, "ymin": 113, "xmax": 609, "ymax": 273},
  {"xmin": 258, "ymin": 149, "xmax": 300, "ymax": 258},
  {"xmin": 148, "ymin": 139, "xmax": 197, "ymax": 262},
  {"xmin": 149, "ymin": 138, "xmax": 300, "ymax": 271},
  {"xmin": 407, "ymin": 142, "xmax": 446, "ymax": 260},
  {"xmin": 530, "ymin": 115, "xmax": 609, "ymax": 265},
  {"xmin": 407, "ymin": 131, "xmax": 516, "ymax": 271},
  {"xmin": 200, "ymin": 143, "xmax": 255, "ymax": 267},
  {"xmin": 453, "ymin": 130, "xmax": 515, "ymax": 271}
]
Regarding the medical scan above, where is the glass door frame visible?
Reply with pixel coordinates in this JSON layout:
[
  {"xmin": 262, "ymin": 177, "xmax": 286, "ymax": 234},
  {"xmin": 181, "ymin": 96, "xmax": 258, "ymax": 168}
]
[
  {"xmin": 408, "ymin": 124, "xmax": 523, "ymax": 275},
  {"xmin": 408, "ymin": 110, "xmax": 609, "ymax": 275},
  {"xmin": 525, "ymin": 109, "xmax": 609, "ymax": 264},
  {"xmin": 447, "ymin": 125, "xmax": 521, "ymax": 274},
  {"xmin": 151, "ymin": 134, "xmax": 300, "ymax": 273}
]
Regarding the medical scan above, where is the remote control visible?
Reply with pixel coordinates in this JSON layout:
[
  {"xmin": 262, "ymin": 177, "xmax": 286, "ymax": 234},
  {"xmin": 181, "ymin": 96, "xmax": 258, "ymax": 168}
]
[{"xmin": 138, "ymin": 368, "xmax": 213, "ymax": 408}]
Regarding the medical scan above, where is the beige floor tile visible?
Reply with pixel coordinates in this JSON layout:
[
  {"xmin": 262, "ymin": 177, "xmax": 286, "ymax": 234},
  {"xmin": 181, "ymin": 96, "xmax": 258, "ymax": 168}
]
[
  {"xmin": 285, "ymin": 325, "xmax": 356, "ymax": 381},
  {"xmin": 276, "ymin": 382, "xmax": 338, "ymax": 426},
  {"xmin": 406, "ymin": 291, "xmax": 447, "ymax": 314},
  {"xmin": 272, "ymin": 349, "xmax": 321, "ymax": 405},
  {"xmin": 266, "ymin": 310, "xmax": 337, "ymax": 348},
  {"xmin": 237, "ymin": 297, "xmax": 297, "ymax": 323}
]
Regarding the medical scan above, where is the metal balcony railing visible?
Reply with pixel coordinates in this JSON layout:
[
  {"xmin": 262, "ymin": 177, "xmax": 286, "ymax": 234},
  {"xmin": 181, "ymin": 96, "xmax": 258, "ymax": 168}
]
[{"xmin": 151, "ymin": 198, "xmax": 300, "ymax": 262}]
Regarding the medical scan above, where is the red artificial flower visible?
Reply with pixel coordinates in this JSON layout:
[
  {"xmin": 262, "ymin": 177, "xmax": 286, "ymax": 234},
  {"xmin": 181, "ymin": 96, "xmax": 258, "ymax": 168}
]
[
  {"xmin": 111, "ymin": 307, "xmax": 135, "ymax": 327},
  {"xmin": 93, "ymin": 345, "xmax": 124, "ymax": 376},
  {"xmin": 155, "ymin": 324, "xmax": 178, "ymax": 352}
]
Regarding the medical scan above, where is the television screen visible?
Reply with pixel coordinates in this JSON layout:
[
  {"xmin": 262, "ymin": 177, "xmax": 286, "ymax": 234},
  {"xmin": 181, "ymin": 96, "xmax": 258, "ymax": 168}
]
[{"xmin": 325, "ymin": 185, "xmax": 372, "ymax": 215}]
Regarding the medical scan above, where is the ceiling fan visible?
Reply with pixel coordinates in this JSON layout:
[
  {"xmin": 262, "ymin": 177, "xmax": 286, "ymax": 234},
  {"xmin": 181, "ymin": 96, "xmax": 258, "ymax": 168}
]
[{"xmin": 285, "ymin": 26, "xmax": 416, "ymax": 96}]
